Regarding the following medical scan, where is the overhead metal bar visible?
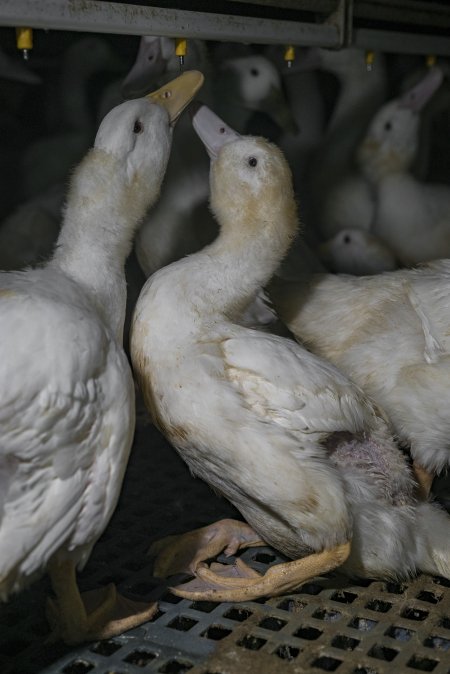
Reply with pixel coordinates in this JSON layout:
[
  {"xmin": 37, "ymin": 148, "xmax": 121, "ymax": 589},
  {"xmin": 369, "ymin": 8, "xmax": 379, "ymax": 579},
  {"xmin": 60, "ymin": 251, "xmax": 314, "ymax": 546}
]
[
  {"xmin": 229, "ymin": 0, "xmax": 450, "ymax": 29},
  {"xmin": 354, "ymin": 27, "xmax": 450, "ymax": 56},
  {"xmin": 0, "ymin": 0, "xmax": 341, "ymax": 47},
  {"xmin": 354, "ymin": 0, "xmax": 450, "ymax": 29},
  {"xmin": 1, "ymin": 0, "xmax": 449, "ymax": 55}
]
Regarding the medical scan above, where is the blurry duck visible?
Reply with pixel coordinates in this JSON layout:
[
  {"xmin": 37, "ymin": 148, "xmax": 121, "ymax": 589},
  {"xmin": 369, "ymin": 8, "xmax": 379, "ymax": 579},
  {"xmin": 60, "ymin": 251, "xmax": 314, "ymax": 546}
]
[
  {"xmin": 357, "ymin": 67, "xmax": 450, "ymax": 265},
  {"xmin": 212, "ymin": 53, "xmax": 298, "ymax": 137},
  {"xmin": 269, "ymin": 254, "xmax": 450, "ymax": 498},
  {"xmin": 308, "ymin": 47, "xmax": 387, "ymax": 239},
  {"xmin": 22, "ymin": 36, "xmax": 124, "ymax": 200},
  {"xmin": 397, "ymin": 58, "xmax": 450, "ymax": 182},
  {"xmin": 0, "ymin": 71, "xmax": 203, "ymax": 643},
  {"xmin": 131, "ymin": 105, "xmax": 450, "ymax": 602},
  {"xmin": 319, "ymin": 228, "xmax": 398, "ymax": 275}
]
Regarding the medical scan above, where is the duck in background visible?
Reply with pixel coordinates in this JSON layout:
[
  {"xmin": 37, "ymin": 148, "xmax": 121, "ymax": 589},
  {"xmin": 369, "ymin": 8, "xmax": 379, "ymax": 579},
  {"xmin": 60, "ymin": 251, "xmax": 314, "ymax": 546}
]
[
  {"xmin": 0, "ymin": 71, "xmax": 203, "ymax": 644},
  {"xmin": 357, "ymin": 67, "xmax": 450, "ymax": 265},
  {"xmin": 131, "ymin": 104, "xmax": 450, "ymax": 602},
  {"xmin": 211, "ymin": 52, "xmax": 298, "ymax": 138},
  {"xmin": 307, "ymin": 47, "xmax": 387, "ymax": 241},
  {"xmin": 319, "ymin": 228, "xmax": 398, "ymax": 275},
  {"xmin": 396, "ymin": 56, "xmax": 450, "ymax": 183}
]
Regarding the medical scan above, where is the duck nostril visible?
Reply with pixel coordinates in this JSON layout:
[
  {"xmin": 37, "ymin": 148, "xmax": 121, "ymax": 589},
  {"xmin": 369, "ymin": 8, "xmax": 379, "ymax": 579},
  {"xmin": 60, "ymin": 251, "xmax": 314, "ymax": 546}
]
[{"xmin": 219, "ymin": 127, "xmax": 226, "ymax": 134}]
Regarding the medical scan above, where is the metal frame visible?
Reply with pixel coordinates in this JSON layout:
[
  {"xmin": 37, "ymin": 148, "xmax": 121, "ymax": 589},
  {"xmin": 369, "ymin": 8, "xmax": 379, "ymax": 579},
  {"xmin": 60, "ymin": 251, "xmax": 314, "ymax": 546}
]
[
  {"xmin": 1, "ymin": 0, "xmax": 450, "ymax": 55},
  {"xmin": 0, "ymin": 0, "xmax": 342, "ymax": 48}
]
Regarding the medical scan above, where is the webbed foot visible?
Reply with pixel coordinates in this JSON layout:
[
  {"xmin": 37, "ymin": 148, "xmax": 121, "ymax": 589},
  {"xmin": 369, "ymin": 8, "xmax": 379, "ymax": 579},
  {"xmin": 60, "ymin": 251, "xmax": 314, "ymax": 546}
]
[
  {"xmin": 150, "ymin": 518, "xmax": 351, "ymax": 602},
  {"xmin": 47, "ymin": 560, "xmax": 158, "ymax": 645}
]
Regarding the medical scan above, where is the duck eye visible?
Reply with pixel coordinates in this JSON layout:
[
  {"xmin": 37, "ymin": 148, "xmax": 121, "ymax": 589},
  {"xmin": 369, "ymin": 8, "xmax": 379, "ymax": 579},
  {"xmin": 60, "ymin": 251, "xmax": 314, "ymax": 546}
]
[
  {"xmin": 133, "ymin": 120, "xmax": 143, "ymax": 134},
  {"xmin": 250, "ymin": 68, "xmax": 259, "ymax": 76},
  {"xmin": 384, "ymin": 121, "xmax": 392, "ymax": 132},
  {"xmin": 248, "ymin": 157, "xmax": 258, "ymax": 167},
  {"xmin": 343, "ymin": 235, "xmax": 351, "ymax": 244}
]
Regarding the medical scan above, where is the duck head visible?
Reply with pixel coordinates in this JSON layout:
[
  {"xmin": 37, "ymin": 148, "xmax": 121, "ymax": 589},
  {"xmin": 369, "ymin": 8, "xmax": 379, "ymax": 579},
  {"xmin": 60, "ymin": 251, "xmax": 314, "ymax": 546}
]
[
  {"xmin": 192, "ymin": 103, "xmax": 298, "ymax": 263},
  {"xmin": 357, "ymin": 67, "xmax": 443, "ymax": 182},
  {"xmin": 80, "ymin": 70, "xmax": 204, "ymax": 219},
  {"xmin": 217, "ymin": 55, "xmax": 298, "ymax": 134}
]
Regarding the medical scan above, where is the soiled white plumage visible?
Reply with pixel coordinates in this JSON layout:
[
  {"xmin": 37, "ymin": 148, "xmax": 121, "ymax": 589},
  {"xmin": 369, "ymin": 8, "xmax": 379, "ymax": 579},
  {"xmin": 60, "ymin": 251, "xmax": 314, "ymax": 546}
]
[
  {"xmin": 0, "ymin": 71, "xmax": 203, "ymax": 643},
  {"xmin": 132, "ymin": 107, "xmax": 450, "ymax": 593},
  {"xmin": 0, "ymin": 269, "xmax": 134, "ymax": 594},
  {"xmin": 269, "ymin": 260, "xmax": 450, "ymax": 478}
]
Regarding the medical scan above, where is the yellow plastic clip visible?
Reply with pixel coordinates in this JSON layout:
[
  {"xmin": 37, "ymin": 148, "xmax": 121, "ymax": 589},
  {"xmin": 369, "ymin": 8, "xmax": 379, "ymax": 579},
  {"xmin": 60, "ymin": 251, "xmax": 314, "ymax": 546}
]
[
  {"xmin": 16, "ymin": 27, "xmax": 33, "ymax": 61},
  {"xmin": 426, "ymin": 54, "xmax": 437, "ymax": 68},
  {"xmin": 175, "ymin": 38, "xmax": 187, "ymax": 69},
  {"xmin": 284, "ymin": 45, "xmax": 295, "ymax": 69},
  {"xmin": 365, "ymin": 50, "xmax": 375, "ymax": 72}
]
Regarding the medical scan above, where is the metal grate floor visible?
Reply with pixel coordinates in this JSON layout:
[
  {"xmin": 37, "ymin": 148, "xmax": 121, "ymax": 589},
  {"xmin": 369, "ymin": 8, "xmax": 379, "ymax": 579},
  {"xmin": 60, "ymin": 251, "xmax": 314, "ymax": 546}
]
[{"xmin": 2, "ymin": 398, "xmax": 450, "ymax": 674}]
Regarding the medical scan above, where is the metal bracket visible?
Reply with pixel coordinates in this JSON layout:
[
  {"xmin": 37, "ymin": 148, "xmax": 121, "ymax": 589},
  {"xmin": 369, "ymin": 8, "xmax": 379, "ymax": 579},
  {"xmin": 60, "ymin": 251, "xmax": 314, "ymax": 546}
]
[{"xmin": 325, "ymin": 0, "xmax": 354, "ymax": 48}]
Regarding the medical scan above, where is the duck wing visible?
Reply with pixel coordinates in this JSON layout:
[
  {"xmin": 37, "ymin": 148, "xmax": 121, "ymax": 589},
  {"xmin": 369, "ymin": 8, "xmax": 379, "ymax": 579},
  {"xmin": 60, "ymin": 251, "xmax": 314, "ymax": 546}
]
[
  {"xmin": 0, "ymin": 271, "xmax": 134, "ymax": 597},
  {"xmin": 221, "ymin": 330, "xmax": 378, "ymax": 443}
]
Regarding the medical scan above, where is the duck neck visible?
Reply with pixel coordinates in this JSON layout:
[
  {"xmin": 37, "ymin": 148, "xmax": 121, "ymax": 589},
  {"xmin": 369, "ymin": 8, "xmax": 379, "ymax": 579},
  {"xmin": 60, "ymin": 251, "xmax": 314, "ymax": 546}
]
[
  {"xmin": 50, "ymin": 150, "xmax": 145, "ymax": 342},
  {"xmin": 196, "ymin": 208, "xmax": 295, "ymax": 320}
]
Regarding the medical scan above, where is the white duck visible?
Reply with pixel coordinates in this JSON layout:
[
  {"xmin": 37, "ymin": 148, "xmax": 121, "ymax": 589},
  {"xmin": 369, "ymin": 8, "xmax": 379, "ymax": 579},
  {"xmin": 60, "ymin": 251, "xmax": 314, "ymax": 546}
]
[
  {"xmin": 269, "ymin": 256, "xmax": 450, "ymax": 498},
  {"xmin": 357, "ymin": 67, "xmax": 450, "ymax": 265},
  {"xmin": 0, "ymin": 71, "xmax": 203, "ymax": 644},
  {"xmin": 131, "ymin": 105, "xmax": 450, "ymax": 602},
  {"xmin": 319, "ymin": 228, "xmax": 398, "ymax": 275},
  {"xmin": 308, "ymin": 47, "xmax": 387, "ymax": 239}
]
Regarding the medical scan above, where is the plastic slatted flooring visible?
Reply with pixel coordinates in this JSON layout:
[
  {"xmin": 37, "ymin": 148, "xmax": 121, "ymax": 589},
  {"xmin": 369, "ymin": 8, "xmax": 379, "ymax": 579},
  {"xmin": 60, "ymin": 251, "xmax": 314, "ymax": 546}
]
[{"xmin": 2, "ymin": 406, "xmax": 450, "ymax": 674}]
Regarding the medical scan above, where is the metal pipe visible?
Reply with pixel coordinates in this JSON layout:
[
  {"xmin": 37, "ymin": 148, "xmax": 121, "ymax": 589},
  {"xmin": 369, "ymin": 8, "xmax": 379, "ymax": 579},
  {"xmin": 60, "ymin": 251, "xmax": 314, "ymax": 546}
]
[
  {"xmin": 0, "ymin": 0, "xmax": 341, "ymax": 47},
  {"xmin": 354, "ymin": 27, "xmax": 450, "ymax": 56}
]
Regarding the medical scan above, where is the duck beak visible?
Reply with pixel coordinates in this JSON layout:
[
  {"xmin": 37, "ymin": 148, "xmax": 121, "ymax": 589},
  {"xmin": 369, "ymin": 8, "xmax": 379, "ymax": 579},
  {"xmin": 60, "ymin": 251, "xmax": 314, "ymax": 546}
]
[
  {"xmin": 399, "ymin": 67, "xmax": 443, "ymax": 112},
  {"xmin": 191, "ymin": 102, "xmax": 241, "ymax": 159},
  {"xmin": 146, "ymin": 70, "xmax": 204, "ymax": 126}
]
